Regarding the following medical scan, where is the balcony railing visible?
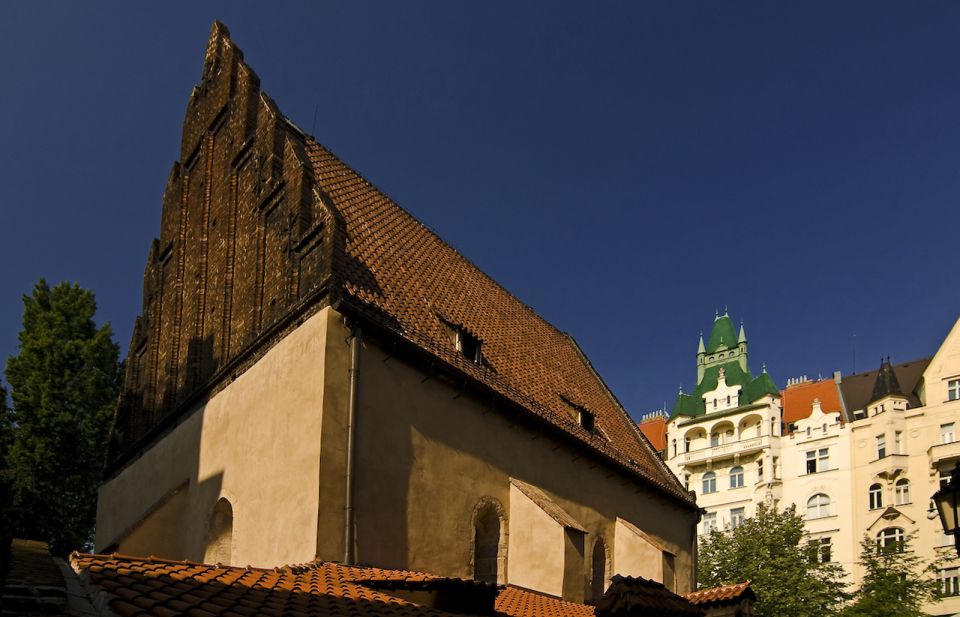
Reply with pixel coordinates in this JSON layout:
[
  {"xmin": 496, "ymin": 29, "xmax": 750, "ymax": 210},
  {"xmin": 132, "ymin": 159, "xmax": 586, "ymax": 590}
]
[
  {"xmin": 928, "ymin": 439, "xmax": 960, "ymax": 466},
  {"xmin": 682, "ymin": 435, "xmax": 771, "ymax": 465}
]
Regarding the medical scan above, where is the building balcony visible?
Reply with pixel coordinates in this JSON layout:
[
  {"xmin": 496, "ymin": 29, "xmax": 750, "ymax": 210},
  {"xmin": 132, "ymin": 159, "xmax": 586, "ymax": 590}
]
[
  {"xmin": 682, "ymin": 435, "xmax": 771, "ymax": 466},
  {"xmin": 870, "ymin": 453, "xmax": 909, "ymax": 480},
  {"xmin": 928, "ymin": 439, "xmax": 960, "ymax": 467}
]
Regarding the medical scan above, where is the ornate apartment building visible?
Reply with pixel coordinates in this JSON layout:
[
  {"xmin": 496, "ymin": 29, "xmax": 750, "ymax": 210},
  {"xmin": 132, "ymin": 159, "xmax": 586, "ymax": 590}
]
[
  {"xmin": 95, "ymin": 23, "xmax": 699, "ymax": 605},
  {"xmin": 646, "ymin": 313, "xmax": 960, "ymax": 615}
]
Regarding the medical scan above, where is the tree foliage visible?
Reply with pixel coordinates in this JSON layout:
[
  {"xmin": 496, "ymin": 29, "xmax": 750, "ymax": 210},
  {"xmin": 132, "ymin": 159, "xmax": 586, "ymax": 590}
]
[
  {"xmin": 698, "ymin": 502, "xmax": 849, "ymax": 617},
  {"xmin": 3, "ymin": 279, "xmax": 121, "ymax": 555},
  {"xmin": 840, "ymin": 532, "xmax": 938, "ymax": 617}
]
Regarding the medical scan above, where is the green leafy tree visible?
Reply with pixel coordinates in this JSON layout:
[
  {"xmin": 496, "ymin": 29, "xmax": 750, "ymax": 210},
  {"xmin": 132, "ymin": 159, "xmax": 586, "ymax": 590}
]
[
  {"xmin": 841, "ymin": 532, "xmax": 938, "ymax": 617},
  {"xmin": 698, "ymin": 502, "xmax": 849, "ymax": 617},
  {"xmin": 4, "ymin": 280, "xmax": 121, "ymax": 555}
]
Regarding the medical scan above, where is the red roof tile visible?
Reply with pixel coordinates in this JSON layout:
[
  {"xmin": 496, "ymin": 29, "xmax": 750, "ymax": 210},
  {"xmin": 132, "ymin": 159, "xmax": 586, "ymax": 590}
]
[
  {"xmin": 638, "ymin": 416, "xmax": 667, "ymax": 452},
  {"xmin": 595, "ymin": 575, "xmax": 702, "ymax": 616},
  {"xmin": 684, "ymin": 581, "xmax": 754, "ymax": 606},
  {"xmin": 70, "ymin": 553, "xmax": 595, "ymax": 617},
  {"xmin": 781, "ymin": 379, "xmax": 842, "ymax": 426},
  {"xmin": 306, "ymin": 139, "xmax": 692, "ymax": 506}
]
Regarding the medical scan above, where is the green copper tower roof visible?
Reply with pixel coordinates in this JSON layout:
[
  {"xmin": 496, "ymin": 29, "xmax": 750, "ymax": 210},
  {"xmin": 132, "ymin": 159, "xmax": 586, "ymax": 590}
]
[
  {"xmin": 705, "ymin": 314, "xmax": 738, "ymax": 352},
  {"xmin": 671, "ymin": 313, "xmax": 778, "ymax": 419}
]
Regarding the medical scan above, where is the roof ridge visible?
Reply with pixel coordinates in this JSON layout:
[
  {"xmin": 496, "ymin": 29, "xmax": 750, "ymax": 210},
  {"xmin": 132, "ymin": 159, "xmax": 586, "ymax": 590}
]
[{"xmin": 301, "ymin": 135, "xmax": 574, "ymax": 341}]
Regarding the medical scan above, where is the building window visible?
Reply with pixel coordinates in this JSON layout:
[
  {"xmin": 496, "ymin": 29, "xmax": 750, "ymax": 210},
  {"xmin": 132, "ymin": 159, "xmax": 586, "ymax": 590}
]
[
  {"xmin": 894, "ymin": 431, "xmax": 903, "ymax": 454},
  {"xmin": 809, "ymin": 537, "xmax": 832, "ymax": 563},
  {"xmin": 683, "ymin": 474, "xmax": 690, "ymax": 490},
  {"xmin": 713, "ymin": 398, "xmax": 718, "ymax": 410},
  {"xmin": 949, "ymin": 379, "xmax": 960, "ymax": 402},
  {"xmin": 805, "ymin": 448, "xmax": 829, "ymax": 474},
  {"xmin": 684, "ymin": 437, "xmax": 691, "ymax": 453},
  {"xmin": 772, "ymin": 456, "xmax": 779, "ymax": 479},
  {"xmin": 473, "ymin": 500, "xmax": 506, "ymax": 584},
  {"xmin": 941, "ymin": 423, "xmax": 956, "ymax": 445},
  {"xmin": 876, "ymin": 434, "xmax": 886, "ymax": 459},
  {"xmin": 869, "ymin": 483, "xmax": 883, "ymax": 510},
  {"xmin": 578, "ymin": 409, "xmax": 595, "ymax": 433},
  {"xmin": 939, "ymin": 567, "xmax": 960, "ymax": 597},
  {"xmin": 590, "ymin": 539, "xmax": 607, "ymax": 603},
  {"xmin": 711, "ymin": 432, "xmax": 720, "ymax": 447},
  {"xmin": 730, "ymin": 507, "xmax": 745, "ymax": 529},
  {"xmin": 942, "ymin": 468, "xmax": 953, "ymax": 490},
  {"xmin": 895, "ymin": 479, "xmax": 910, "ymax": 505},
  {"xmin": 671, "ymin": 439, "xmax": 677, "ymax": 457},
  {"xmin": 703, "ymin": 512, "xmax": 717, "ymax": 534},
  {"xmin": 757, "ymin": 460, "xmax": 764, "ymax": 484},
  {"xmin": 726, "ymin": 395, "xmax": 731, "ymax": 406},
  {"xmin": 729, "ymin": 466, "xmax": 744, "ymax": 489},
  {"xmin": 876, "ymin": 527, "xmax": 904, "ymax": 553},
  {"xmin": 203, "ymin": 498, "xmax": 234, "ymax": 565},
  {"xmin": 806, "ymin": 494, "xmax": 831, "ymax": 519},
  {"xmin": 702, "ymin": 472, "xmax": 717, "ymax": 494}
]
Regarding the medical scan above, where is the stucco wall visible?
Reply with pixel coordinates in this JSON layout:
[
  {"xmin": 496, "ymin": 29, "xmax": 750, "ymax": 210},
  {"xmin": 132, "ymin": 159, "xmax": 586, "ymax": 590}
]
[
  {"xmin": 96, "ymin": 308, "xmax": 332, "ymax": 567},
  {"xmin": 507, "ymin": 482, "xmax": 566, "ymax": 596},
  {"xmin": 613, "ymin": 518, "xmax": 664, "ymax": 583},
  {"xmin": 336, "ymin": 314, "xmax": 697, "ymax": 597}
]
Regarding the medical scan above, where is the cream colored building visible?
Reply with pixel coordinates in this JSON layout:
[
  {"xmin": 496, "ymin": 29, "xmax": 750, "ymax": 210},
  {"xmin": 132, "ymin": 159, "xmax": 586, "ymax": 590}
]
[
  {"xmin": 95, "ymin": 23, "xmax": 700, "ymax": 605},
  {"xmin": 659, "ymin": 312, "xmax": 960, "ymax": 615},
  {"xmin": 665, "ymin": 313, "xmax": 783, "ymax": 536}
]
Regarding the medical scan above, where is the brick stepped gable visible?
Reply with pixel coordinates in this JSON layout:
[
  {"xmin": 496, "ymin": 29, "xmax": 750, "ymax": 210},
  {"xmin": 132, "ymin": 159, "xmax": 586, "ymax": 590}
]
[{"xmin": 109, "ymin": 22, "xmax": 691, "ymax": 507}]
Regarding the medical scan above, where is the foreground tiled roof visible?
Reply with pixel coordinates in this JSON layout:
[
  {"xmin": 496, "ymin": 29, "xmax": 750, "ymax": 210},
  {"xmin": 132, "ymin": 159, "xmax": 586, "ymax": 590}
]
[
  {"xmin": 781, "ymin": 378, "xmax": 843, "ymax": 426},
  {"xmin": 684, "ymin": 581, "xmax": 754, "ymax": 606},
  {"xmin": 306, "ymin": 138, "xmax": 692, "ymax": 506},
  {"xmin": 594, "ymin": 575, "xmax": 702, "ymax": 616},
  {"xmin": 69, "ymin": 553, "xmax": 591, "ymax": 617}
]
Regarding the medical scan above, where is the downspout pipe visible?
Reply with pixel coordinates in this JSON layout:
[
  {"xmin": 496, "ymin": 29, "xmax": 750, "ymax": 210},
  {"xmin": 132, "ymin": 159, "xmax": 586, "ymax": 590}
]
[{"xmin": 344, "ymin": 323, "xmax": 361, "ymax": 565}]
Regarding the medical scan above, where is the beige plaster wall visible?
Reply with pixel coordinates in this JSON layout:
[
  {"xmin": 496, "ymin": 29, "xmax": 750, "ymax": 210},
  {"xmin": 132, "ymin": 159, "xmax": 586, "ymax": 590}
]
[
  {"xmin": 337, "ymin": 315, "xmax": 697, "ymax": 598},
  {"xmin": 96, "ymin": 308, "xmax": 332, "ymax": 567},
  {"xmin": 507, "ymin": 482, "xmax": 566, "ymax": 596},
  {"xmin": 613, "ymin": 518, "xmax": 664, "ymax": 582}
]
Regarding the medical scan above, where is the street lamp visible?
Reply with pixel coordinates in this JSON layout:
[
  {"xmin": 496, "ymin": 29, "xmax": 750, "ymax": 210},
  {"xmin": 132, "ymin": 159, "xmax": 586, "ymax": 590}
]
[{"xmin": 933, "ymin": 462, "xmax": 960, "ymax": 557}]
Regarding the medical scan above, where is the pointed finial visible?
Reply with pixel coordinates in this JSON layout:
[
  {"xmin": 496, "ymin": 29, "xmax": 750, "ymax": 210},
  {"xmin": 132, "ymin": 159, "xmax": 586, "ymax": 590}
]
[
  {"xmin": 762, "ymin": 362, "xmax": 767, "ymax": 373},
  {"xmin": 679, "ymin": 384, "xmax": 684, "ymax": 395},
  {"xmin": 724, "ymin": 305, "xmax": 728, "ymax": 316},
  {"xmin": 715, "ymin": 308, "xmax": 719, "ymax": 319}
]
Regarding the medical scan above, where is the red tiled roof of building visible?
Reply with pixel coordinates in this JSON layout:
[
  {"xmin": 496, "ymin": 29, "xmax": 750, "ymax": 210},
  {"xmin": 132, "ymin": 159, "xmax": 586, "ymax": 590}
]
[
  {"xmin": 781, "ymin": 378, "xmax": 842, "ymax": 426},
  {"xmin": 595, "ymin": 575, "xmax": 703, "ymax": 616},
  {"xmin": 305, "ymin": 138, "xmax": 692, "ymax": 507},
  {"xmin": 684, "ymin": 581, "xmax": 754, "ymax": 606},
  {"xmin": 638, "ymin": 416, "xmax": 667, "ymax": 452},
  {"xmin": 69, "ymin": 552, "xmax": 594, "ymax": 617}
]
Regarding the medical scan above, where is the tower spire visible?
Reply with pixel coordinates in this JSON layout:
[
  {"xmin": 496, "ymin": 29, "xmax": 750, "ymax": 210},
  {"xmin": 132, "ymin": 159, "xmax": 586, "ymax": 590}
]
[
  {"xmin": 698, "ymin": 332, "xmax": 705, "ymax": 354},
  {"xmin": 738, "ymin": 321, "xmax": 747, "ymax": 343}
]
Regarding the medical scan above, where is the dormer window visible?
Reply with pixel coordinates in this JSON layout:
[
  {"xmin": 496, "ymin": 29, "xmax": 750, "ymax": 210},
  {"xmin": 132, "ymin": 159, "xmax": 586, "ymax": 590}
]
[
  {"xmin": 578, "ymin": 409, "xmax": 595, "ymax": 433},
  {"xmin": 456, "ymin": 330, "xmax": 482, "ymax": 364}
]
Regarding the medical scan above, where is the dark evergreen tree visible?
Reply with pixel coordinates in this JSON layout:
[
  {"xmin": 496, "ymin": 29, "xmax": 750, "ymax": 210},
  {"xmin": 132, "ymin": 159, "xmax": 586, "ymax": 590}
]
[
  {"xmin": 0, "ymin": 385, "xmax": 13, "ymax": 537},
  {"xmin": 841, "ymin": 532, "xmax": 938, "ymax": 617},
  {"xmin": 4, "ymin": 280, "xmax": 121, "ymax": 555},
  {"xmin": 698, "ymin": 502, "xmax": 849, "ymax": 617}
]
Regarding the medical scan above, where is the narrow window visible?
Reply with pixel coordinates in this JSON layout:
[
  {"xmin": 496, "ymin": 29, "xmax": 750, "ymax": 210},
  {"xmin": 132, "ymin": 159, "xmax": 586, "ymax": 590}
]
[
  {"xmin": 456, "ymin": 329, "xmax": 482, "ymax": 364},
  {"xmin": 474, "ymin": 502, "xmax": 504, "ymax": 584},
  {"xmin": 806, "ymin": 450, "xmax": 817, "ymax": 474},
  {"xmin": 941, "ymin": 423, "xmax": 956, "ymax": 445},
  {"xmin": 671, "ymin": 439, "xmax": 677, "ymax": 458},
  {"xmin": 204, "ymin": 498, "xmax": 234, "ymax": 565},
  {"xmin": 702, "ymin": 472, "xmax": 717, "ymax": 494},
  {"xmin": 756, "ymin": 459, "xmax": 764, "ymax": 484},
  {"xmin": 711, "ymin": 432, "xmax": 720, "ymax": 447},
  {"xmin": 590, "ymin": 539, "xmax": 607, "ymax": 603},
  {"xmin": 895, "ymin": 479, "xmax": 910, "ymax": 505},
  {"xmin": 894, "ymin": 430, "xmax": 903, "ymax": 454},
  {"xmin": 876, "ymin": 434, "xmax": 886, "ymax": 459},
  {"xmin": 578, "ymin": 409, "xmax": 595, "ymax": 433},
  {"xmin": 948, "ymin": 379, "xmax": 960, "ymax": 402},
  {"xmin": 730, "ymin": 507, "xmax": 745, "ymax": 529},
  {"xmin": 869, "ymin": 483, "xmax": 883, "ymax": 510},
  {"xmin": 729, "ymin": 466, "xmax": 744, "ymax": 489}
]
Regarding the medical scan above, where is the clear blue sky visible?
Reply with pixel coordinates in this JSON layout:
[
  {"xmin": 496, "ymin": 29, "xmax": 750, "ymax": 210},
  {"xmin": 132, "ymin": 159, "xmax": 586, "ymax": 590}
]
[{"xmin": 1, "ymin": 2, "xmax": 958, "ymax": 417}]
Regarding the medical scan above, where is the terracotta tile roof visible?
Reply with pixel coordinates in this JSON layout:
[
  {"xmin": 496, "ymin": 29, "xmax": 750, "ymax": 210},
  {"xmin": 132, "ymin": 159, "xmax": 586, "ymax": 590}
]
[
  {"xmin": 510, "ymin": 479, "xmax": 587, "ymax": 532},
  {"xmin": 594, "ymin": 575, "xmax": 702, "ymax": 616},
  {"xmin": 306, "ymin": 139, "xmax": 693, "ymax": 507},
  {"xmin": 69, "ymin": 552, "xmax": 595, "ymax": 617},
  {"xmin": 638, "ymin": 416, "xmax": 667, "ymax": 452},
  {"xmin": 496, "ymin": 587, "xmax": 595, "ymax": 617},
  {"xmin": 684, "ymin": 581, "xmax": 754, "ymax": 606},
  {"xmin": 781, "ymin": 378, "xmax": 843, "ymax": 426}
]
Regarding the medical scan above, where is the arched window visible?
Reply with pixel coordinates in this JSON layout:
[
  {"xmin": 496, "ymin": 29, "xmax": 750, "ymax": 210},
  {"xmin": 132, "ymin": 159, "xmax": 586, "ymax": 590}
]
[
  {"xmin": 473, "ymin": 500, "xmax": 506, "ymax": 584},
  {"xmin": 869, "ymin": 483, "xmax": 883, "ymax": 510},
  {"xmin": 876, "ymin": 527, "xmax": 904, "ymax": 553},
  {"xmin": 590, "ymin": 538, "xmax": 607, "ymax": 603},
  {"xmin": 710, "ymin": 431, "xmax": 720, "ymax": 447},
  {"xmin": 702, "ymin": 472, "xmax": 717, "ymax": 494},
  {"xmin": 729, "ymin": 466, "xmax": 744, "ymax": 489},
  {"xmin": 895, "ymin": 479, "xmax": 910, "ymax": 505},
  {"xmin": 806, "ymin": 494, "xmax": 831, "ymax": 519},
  {"xmin": 204, "ymin": 498, "xmax": 233, "ymax": 565}
]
